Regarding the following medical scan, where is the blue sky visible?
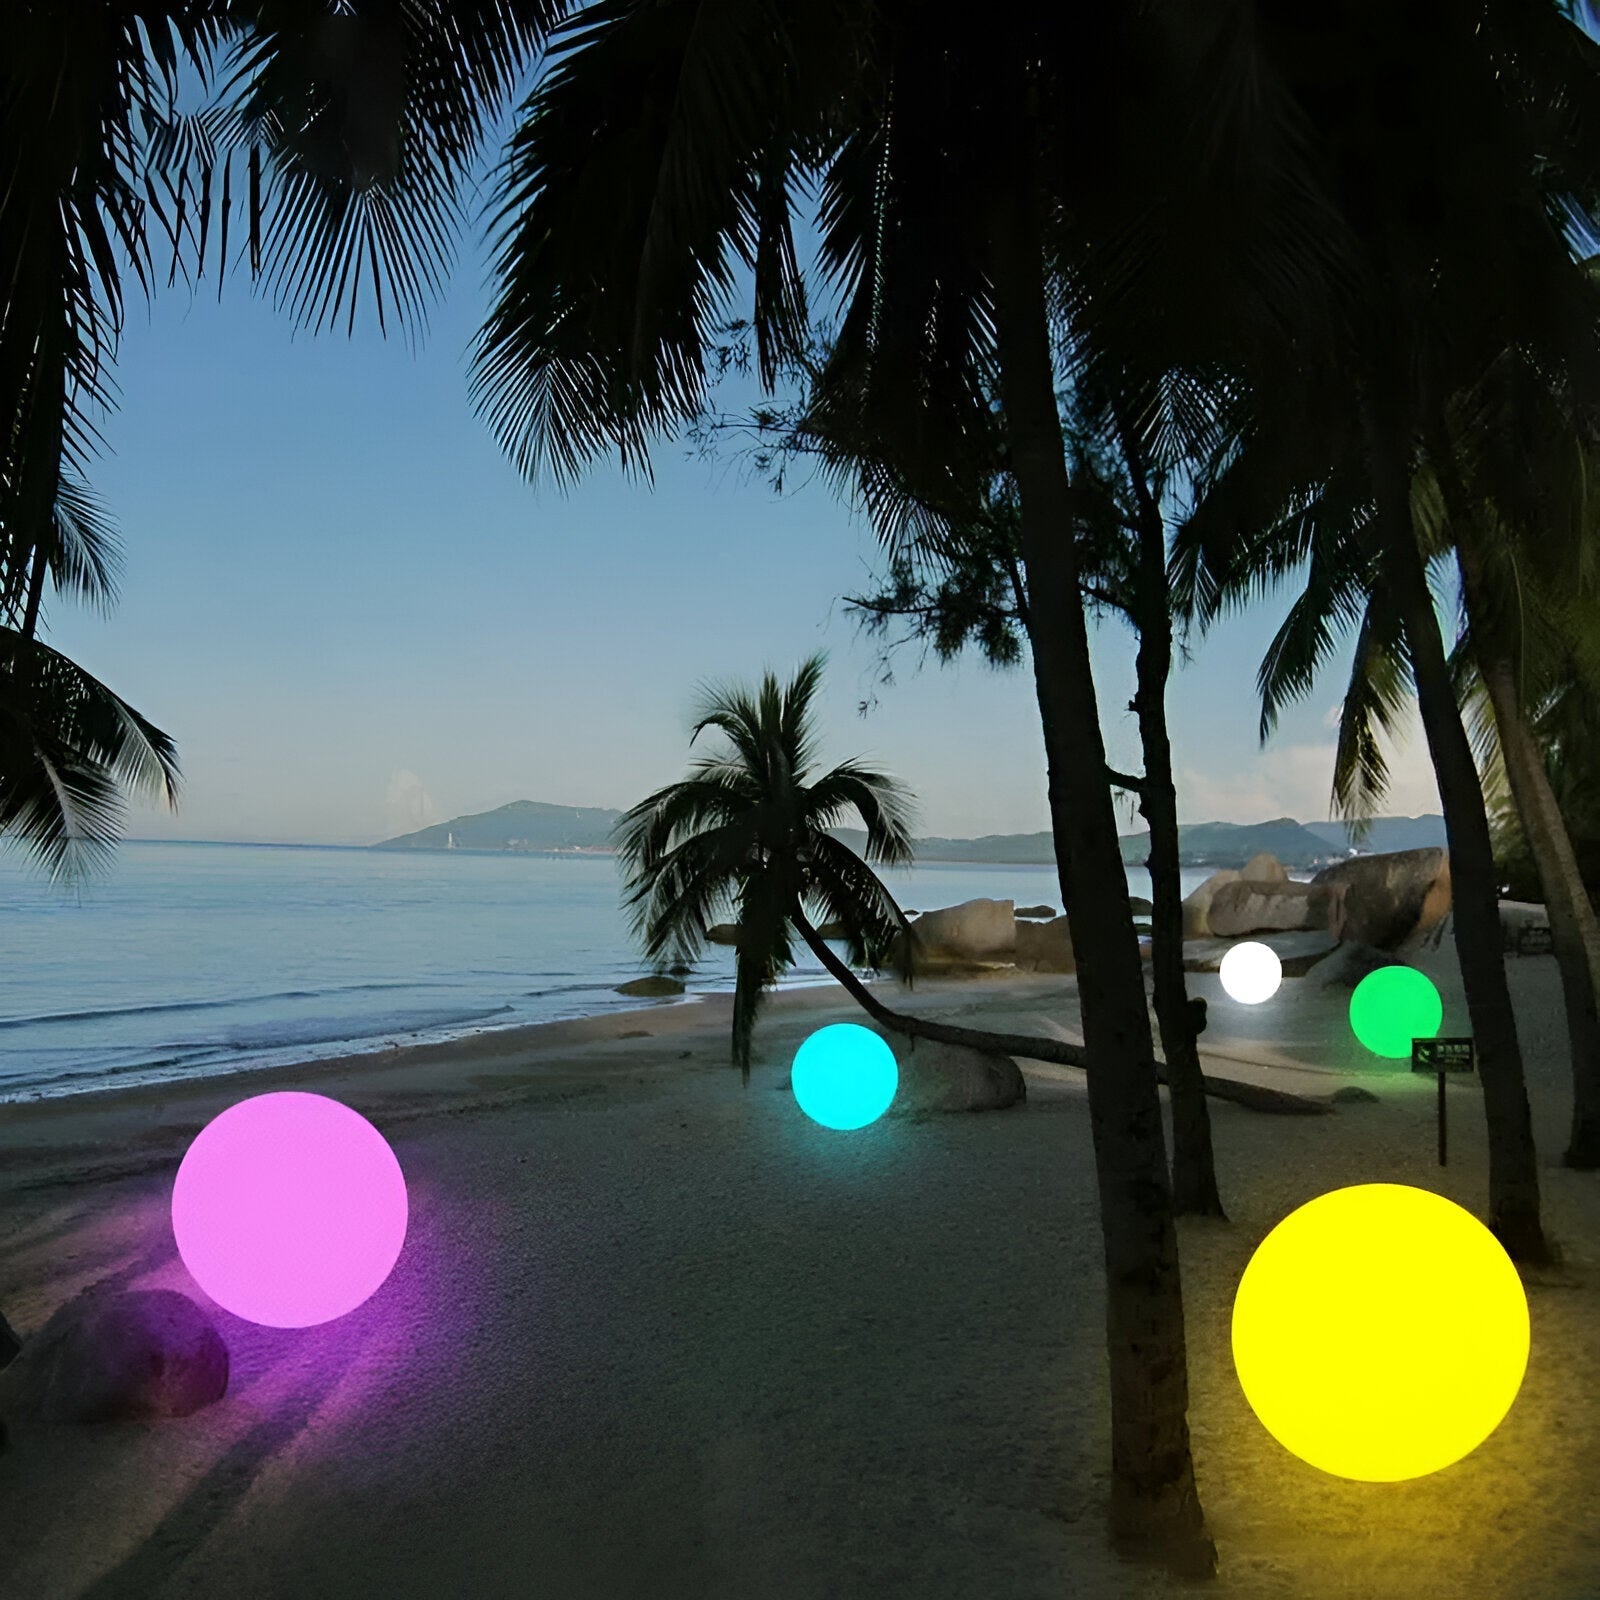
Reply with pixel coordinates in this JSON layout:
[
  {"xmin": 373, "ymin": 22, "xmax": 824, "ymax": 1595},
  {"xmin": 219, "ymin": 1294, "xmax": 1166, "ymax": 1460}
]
[{"xmin": 42, "ymin": 184, "xmax": 1440, "ymax": 847}]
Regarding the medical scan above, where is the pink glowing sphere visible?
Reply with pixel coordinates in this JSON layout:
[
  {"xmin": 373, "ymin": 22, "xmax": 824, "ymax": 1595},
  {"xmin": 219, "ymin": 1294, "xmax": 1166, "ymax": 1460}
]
[{"xmin": 172, "ymin": 1091, "xmax": 408, "ymax": 1329}]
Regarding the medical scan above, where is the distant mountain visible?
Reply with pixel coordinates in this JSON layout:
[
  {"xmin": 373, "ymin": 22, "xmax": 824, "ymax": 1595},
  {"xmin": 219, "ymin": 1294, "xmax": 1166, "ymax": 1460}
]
[
  {"xmin": 379, "ymin": 800, "xmax": 1448, "ymax": 868},
  {"xmin": 1301, "ymin": 815, "xmax": 1448, "ymax": 854},
  {"xmin": 375, "ymin": 800, "xmax": 622, "ymax": 853},
  {"xmin": 1115, "ymin": 817, "xmax": 1338, "ymax": 869},
  {"xmin": 832, "ymin": 814, "xmax": 1444, "ymax": 869}
]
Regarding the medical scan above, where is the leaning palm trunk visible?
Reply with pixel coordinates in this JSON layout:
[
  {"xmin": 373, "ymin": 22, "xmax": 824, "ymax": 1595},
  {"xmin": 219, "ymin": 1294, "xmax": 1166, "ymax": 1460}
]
[
  {"xmin": 1476, "ymin": 650, "xmax": 1600, "ymax": 1168},
  {"xmin": 1365, "ymin": 396, "xmax": 1549, "ymax": 1262},
  {"xmin": 789, "ymin": 914, "xmax": 1326, "ymax": 1117},
  {"xmin": 987, "ymin": 170, "xmax": 1213, "ymax": 1576}
]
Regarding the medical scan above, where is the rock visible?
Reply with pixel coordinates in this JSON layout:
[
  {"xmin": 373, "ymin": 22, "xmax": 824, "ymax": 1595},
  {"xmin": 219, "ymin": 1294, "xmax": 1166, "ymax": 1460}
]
[
  {"xmin": 888, "ymin": 1038, "xmax": 1027, "ymax": 1114},
  {"xmin": 901, "ymin": 899, "xmax": 1016, "ymax": 966},
  {"xmin": 0, "ymin": 1312, "xmax": 19, "ymax": 1370},
  {"xmin": 1015, "ymin": 904, "xmax": 1056, "ymax": 920},
  {"xmin": 1181, "ymin": 929, "xmax": 1337, "ymax": 974},
  {"xmin": 1128, "ymin": 896, "xmax": 1154, "ymax": 916},
  {"xmin": 2, "ymin": 1288, "xmax": 228, "ymax": 1424},
  {"xmin": 903, "ymin": 909, "xmax": 919, "ymax": 918},
  {"xmin": 1240, "ymin": 852, "xmax": 1290, "ymax": 885},
  {"xmin": 615, "ymin": 975, "xmax": 685, "ymax": 998},
  {"xmin": 1332, "ymin": 1086, "xmax": 1381, "ymax": 1104},
  {"xmin": 1304, "ymin": 942, "xmax": 1404, "ymax": 991},
  {"xmin": 1181, "ymin": 869, "xmax": 1240, "ymax": 939},
  {"xmin": 817, "ymin": 920, "xmax": 848, "ymax": 940},
  {"xmin": 1014, "ymin": 915, "xmax": 1076, "ymax": 973},
  {"xmin": 666, "ymin": 962, "xmax": 694, "ymax": 977},
  {"xmin": 1207, "ymin": 879, "xmax": 1342, "ymax": 938},
  {"xmin": 1312, "ymin": 848, "xmax": 1451, "ymax": 951},
  {"xmin": 705, "ymin": 923, "xmax": 742, "ymax": 946}
]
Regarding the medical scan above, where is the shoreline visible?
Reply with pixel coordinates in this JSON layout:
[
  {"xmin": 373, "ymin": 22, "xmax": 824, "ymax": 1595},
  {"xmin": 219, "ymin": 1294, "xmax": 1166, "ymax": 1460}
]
[{"xmin": 0, "ymin": 969, "xmax": 1081, "ymax": 1188}]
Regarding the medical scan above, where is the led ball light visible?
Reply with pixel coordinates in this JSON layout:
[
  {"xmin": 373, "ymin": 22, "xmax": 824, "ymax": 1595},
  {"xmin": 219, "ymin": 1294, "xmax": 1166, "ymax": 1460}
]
[
  {"xmin": 1231, "ymin": 1183, "xmax": 1529, "ymax": 1481},
  {"xmin": 1349, "ymin": 965, "xmax": 1444, "ymax": 1059},
  {"xmin": 791, "ymin": 1023, "xmax": 898, "ymax": 1129},
  {"xmin": 1219, "ymin": 941, "xmax": 1283, "ymax": 1005},
  {"xmin": 172, "ymin": 1091, "xmax": 408, "ymax": 1328}
]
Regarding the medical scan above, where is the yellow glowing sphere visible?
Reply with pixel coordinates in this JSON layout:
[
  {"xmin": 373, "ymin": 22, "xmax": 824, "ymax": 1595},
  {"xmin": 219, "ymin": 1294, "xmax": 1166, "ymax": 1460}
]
[{"xmin": 1231, "ymin": 1184, "xmax": 1529, "ymax": 1482}]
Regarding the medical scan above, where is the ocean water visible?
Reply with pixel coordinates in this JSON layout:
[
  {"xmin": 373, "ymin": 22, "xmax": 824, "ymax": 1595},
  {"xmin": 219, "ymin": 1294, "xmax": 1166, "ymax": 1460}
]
[{"xmin": 0, "ymin": 841, "xmax": 1210, "ymax": 1103}]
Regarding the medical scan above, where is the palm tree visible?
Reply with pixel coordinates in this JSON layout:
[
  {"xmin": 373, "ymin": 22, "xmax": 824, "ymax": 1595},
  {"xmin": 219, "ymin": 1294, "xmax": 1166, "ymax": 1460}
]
[
  {"xmin": 618, "ymin": 655, "xmax": 1329, "ymax": 1117},
  {"xmin": 2, "ymin": 2, "xmax": 558, "ymax": 874},
  {"xmin": 471, "ymin": 9, "xmax": 1218, "ymax": 1570},
  {"xmin": 614, "ymin": 654, "xmax": 921, "ymax": 1086},
  {"xmin": 1417, "ymin": 376, "xmax": 1600, "ymax": 1169},
  {"xmin": 702, "ymin": 338, "xmax": 1229, "ymax": 1218}
]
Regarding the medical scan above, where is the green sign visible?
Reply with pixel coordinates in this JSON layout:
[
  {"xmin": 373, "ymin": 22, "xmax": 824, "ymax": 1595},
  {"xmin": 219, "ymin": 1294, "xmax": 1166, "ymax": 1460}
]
[{"xmin": 1412, "ymin": 1037, "xmax": 1476, "ymax": 1074}]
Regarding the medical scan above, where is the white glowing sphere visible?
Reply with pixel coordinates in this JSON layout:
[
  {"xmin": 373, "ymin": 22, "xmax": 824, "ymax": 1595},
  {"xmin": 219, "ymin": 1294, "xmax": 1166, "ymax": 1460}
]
[{"xmin": 1219, "ymin": 941, "xmax": 1283, "ymax": 1005}]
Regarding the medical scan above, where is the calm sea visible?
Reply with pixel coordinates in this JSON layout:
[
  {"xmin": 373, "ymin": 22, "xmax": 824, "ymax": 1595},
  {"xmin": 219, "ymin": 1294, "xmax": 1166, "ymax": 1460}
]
[{"xmin": 0, "ymin": 841, "xmax": 1211, "ymax": 1103}]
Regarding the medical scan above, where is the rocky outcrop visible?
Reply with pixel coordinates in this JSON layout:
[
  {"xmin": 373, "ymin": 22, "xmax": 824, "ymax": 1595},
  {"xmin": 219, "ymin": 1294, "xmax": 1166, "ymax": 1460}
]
[
  {"xmin": 1181, "ymin": 869, "xmax": 1240, "ymax": 939},
  {"xmin": 1240, "ymin": 852, "xmax": 1290, "ymax": 885},
  {"xmin": 1015, "ymin": 904, "xmax": 1056, "ymax": 920},
  {"xmin": 901, "ymin": 899, "xmax": 1017, "ymax": 966},
  {"xmin": 888, "ymin": 1038, "xmax": 1027, "ymax": 1114},
  {"xmin": 1312, "ymin": 848, "xmax": 1451, "ymax": 950},
  {"xmin": 1128, "ymin": 896, "xmax": 1154, "ymax": 916},
  {"xmin": 1015, "ymin": 915, "xmax": 1076, "ymax": 973},
  {"xmin": 616, "ymin": 975, "xmax": 685, "ymax": 997},
  {"xmin": 2, "ymin": 1288, "xmax": 228, "ymax": 1425},
  {"xmin": 1207, "ymin": 879, "xmax": 1343, "ymax": 938},
  {"xmin": 705, "ymin": 923, "xmax": 742, "ymax": 946}
]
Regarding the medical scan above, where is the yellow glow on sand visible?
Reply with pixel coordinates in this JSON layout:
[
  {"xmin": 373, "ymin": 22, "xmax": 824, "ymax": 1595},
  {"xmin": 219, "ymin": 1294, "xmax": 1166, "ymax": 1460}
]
[{"xmin": 1231, "ymin": 1184, "xmax": 1529, "ymax": 1482}]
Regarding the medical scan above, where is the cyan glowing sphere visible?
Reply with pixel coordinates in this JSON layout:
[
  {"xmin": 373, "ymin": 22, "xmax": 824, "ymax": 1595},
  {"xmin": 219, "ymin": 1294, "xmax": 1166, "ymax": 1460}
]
[
  {"xmin": 1232, "ymin": 1183, "xmax": 1529, "ymax": 1481},
  {"xmin": 1219, "ymin": 941, "xmax": 1283, "ymax": 1005},
  {"xmin": 172, "ymin": 1091, "xmax": 408, "ymax": 1328},
  {"xmin": 791, "ymin": 1023, "xmax": 898, "ymax": 1129},
  {"xmin": 1348, "ymin": 965, "xmax": 1443, "ymax": 1058}
]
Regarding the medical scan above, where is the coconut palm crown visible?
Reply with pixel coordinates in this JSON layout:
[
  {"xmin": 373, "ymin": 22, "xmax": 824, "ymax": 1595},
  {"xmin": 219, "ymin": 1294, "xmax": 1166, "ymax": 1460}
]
[{"xmin": 613, "ymin": 653, "xmax": 917, "ymax": 1083}]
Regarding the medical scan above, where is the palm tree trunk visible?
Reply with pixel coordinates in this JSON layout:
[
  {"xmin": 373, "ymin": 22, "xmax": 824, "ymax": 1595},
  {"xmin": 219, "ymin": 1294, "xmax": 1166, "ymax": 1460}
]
[
  {"xmin": 1476, "ymin": 645, "xmax": 1600, "ymax": 1169},
  {"xmin": 1428, "ymin": 449, "xmax": 1600, "ymax": 1173},
  {"xmin": 1114, "ymin": 407, "xmax": 1226, "ymax": 1219},
  {"xmin": 1364, "ymin": 398, "xmax": 1550, "ymax": 1263},
  {"xmin": 788, "ymin": 914, "xmax": 1332, "ymax": 1117},
  {"xmin": 987, "ymin": 170, "xmax": 1213, "ymax": 1576}
]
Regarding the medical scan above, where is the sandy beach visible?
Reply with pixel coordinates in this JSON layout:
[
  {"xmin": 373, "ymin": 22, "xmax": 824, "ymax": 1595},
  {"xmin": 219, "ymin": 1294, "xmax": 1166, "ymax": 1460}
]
[{"xmin": 2, "ymin": 951, "xmax": 1598, "ymax": 1600}]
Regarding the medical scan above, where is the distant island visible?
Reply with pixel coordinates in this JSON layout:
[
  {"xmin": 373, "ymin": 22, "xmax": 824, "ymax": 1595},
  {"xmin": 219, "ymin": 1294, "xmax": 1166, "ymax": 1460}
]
[{"xmin": 375, "ymin": 800, "xmax": 1447, "ymax": 870}]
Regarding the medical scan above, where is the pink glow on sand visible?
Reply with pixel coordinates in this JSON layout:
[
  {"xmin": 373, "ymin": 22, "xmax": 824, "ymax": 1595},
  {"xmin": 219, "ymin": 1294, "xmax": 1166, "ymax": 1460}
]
[{"xmin": 172, "ymin": 1091, "xmax": 408, "ymax": 1329}]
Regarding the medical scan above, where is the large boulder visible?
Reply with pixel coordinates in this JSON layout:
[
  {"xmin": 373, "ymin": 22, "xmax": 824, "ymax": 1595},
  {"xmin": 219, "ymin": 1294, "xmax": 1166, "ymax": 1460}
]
[
  {"xmin": 1181, "ymin": 869, "xmax": 1240, "ymax": 939},
  {"xmin": 889, "ymin": 1038, "xmax": 1027, "ymax": 1114},
  {"xmin": 903, "ymin": 898, "xmax": 1017, "ymax": 966},
  {"xmin": 1207, "ymin": 879, "xmax": 1343, "ymax": 938},
  {"xmin": 1312, "ymin": 848, "xmax": 1451, "ymax": 951},
  {"xmin": 705, "ymin": 923, "xmax": 742, "ymax": 946},
  {"xmin": 2, "ymin": 1288, "xmax": 228, "ymax": 1424},
  {"xmin": 1015, "ymin": 904, "xmax": 1056, "ymax": 920},
  {"xmin": 615, "ymin": 975, "xmax": 685, "ymax": 998},
  {"xmin": 1240, "ymin": 852, "xmax": 1290, "ymax": 885},
  {"xmin": 1015, "ymin": 915, "xmax": 1076, "ymax": 973}
]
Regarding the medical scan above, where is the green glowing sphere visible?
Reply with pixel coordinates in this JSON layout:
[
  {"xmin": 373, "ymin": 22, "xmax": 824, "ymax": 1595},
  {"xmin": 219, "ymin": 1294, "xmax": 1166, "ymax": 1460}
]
[
  {"xmin": 1348, "ymin": 964, "xmax": 1443, "ymax": 1059},
  {"xmin": 791, "ymin": 1023, "xmax": 898, "ymax": 1129}
]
